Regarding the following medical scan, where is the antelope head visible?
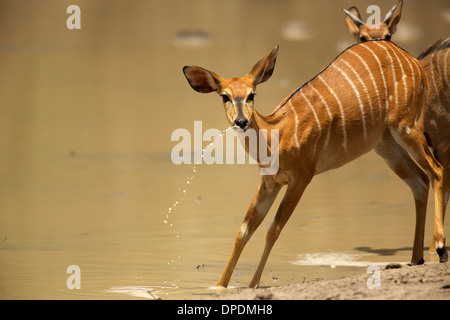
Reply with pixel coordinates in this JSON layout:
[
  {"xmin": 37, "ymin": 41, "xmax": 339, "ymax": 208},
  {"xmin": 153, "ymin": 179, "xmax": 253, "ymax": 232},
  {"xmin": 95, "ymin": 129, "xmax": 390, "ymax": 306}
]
[
  {"xmin": 183, "ymin": 46, "xmax": 279, "ymax": 130},
  {"xmin": 343, "ymin": 0, "xmax": 403, "ymax": 42}
]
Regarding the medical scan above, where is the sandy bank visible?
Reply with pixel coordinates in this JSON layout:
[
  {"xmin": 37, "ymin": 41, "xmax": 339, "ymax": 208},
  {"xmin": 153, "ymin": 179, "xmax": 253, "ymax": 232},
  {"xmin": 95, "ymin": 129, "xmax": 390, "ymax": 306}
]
[{"xmin": 202, "ymin": 263, "xmax": 450, "ymax": 300}]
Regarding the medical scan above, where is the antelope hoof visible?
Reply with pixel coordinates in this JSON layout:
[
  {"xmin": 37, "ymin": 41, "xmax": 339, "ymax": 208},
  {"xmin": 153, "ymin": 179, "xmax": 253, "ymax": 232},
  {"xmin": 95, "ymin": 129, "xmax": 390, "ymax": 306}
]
[
  {"xmin": 408, "ymin": 259, "xmax": 424, "ymax": 266},
  {"xmin": 437, "ymin": 238, "xmax": 448, "ymax": 263},
  {"xmin": 437, "ymin": 248, "xmax": 448, "ymax": 263}
]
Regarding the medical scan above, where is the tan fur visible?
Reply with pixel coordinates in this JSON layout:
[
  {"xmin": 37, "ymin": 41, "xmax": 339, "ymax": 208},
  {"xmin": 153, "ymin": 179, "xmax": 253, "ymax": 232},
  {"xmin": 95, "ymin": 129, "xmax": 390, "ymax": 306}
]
[
  {"xmin": 419, "ymin": 40, "xmax": 450, "ymax": 254},
  {"xmin": 343, "ymin": 0, "xmax": 449, "ymax": 259},
  {"xmin": 182, "ymin": 41, "xmax": 445, "ymax": 288}
]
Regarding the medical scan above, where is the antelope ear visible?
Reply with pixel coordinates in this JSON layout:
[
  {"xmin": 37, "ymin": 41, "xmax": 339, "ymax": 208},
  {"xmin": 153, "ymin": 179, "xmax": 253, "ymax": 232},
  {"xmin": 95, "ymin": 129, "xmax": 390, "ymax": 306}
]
[
  {"xmin": 343, "ymin": 7, "xmax": 365, "ymax": 38},
  {"xmin": 348, "ymin": 6, "xmax": 362, "ymax": 20},
  {"xmin": 383, "ymin": 0, "xmax": 403, "ymax": 35},
  {"xmin": 248, "ymin": 45, "xmax": 279, "ymax": 85},
  {"xmin": 183, "ymin": 66, "xmax": 223, "ymax": 93}
]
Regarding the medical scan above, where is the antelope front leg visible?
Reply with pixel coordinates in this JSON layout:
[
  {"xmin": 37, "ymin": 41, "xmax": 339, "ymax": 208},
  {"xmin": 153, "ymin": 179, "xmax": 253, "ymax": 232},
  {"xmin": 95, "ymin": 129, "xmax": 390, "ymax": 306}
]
[
  {"xmin": 216, "ymin": 175, "xmax": 282, "ymax": 288},
  {"xmin": 249, "ymin": 174, "xmax": 312, "ymax": 288}
]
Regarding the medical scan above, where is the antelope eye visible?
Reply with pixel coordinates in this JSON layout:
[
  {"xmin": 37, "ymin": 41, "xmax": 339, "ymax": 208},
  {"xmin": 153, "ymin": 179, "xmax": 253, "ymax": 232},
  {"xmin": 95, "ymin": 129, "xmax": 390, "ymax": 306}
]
[
  {"xmin": 221, "ymin": 95, "xmax": 231, "ymax": 103},
  {"xmin": 246, "ymin": 93, "xmax": 255, "ymax": 102}
]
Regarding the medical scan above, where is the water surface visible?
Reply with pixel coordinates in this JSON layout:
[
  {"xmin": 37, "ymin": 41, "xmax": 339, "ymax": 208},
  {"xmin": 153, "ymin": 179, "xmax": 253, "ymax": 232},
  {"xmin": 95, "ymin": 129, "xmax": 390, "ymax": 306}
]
[{"xmin": 0, "ymin": 0, "xmax": 449, "ymax": 299}]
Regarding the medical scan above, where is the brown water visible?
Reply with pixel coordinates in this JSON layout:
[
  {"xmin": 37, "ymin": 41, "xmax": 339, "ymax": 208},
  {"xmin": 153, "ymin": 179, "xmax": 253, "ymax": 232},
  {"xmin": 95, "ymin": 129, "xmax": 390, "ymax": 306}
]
[{"xmin": 0, "ymin": 0, "xmax": 449, "ymax": 299}]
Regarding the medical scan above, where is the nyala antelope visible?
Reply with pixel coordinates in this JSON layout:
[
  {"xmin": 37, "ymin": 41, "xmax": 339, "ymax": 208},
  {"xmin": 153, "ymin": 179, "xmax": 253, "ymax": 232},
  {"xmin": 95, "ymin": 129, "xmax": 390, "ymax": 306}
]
[
  {"xmin": 183, "ymin": 40, "xmax": 446, "ymax": 288},
  {"xmin": 418, "ymin": 39, "xmax": 450, "ymax": 258},
  {"xmin": 343, "ymin": 1, "xmax": 449, "ymax": 261}
]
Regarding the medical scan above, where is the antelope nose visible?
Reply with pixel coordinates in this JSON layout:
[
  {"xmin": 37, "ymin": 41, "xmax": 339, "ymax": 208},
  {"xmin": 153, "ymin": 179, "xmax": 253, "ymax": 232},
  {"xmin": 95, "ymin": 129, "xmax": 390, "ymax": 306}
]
[{"xmin": 235, "ymin": 118, "xmax": 248, "ymax": 129}]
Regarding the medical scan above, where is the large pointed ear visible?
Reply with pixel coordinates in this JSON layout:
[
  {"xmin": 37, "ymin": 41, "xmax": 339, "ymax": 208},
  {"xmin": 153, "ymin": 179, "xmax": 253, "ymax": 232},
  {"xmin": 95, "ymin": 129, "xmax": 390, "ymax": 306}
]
[
  {"xmin": 182, "ymin": 66, "xmax": 223, "ymax": 93},
  {"xmin": 248, "ymin": 45, "xmax": 279, "ymax": 85},
  {"xmin": 343, "ymin": 7, "xmax": 365, "ymax": 38},
  {"xmin": 383, "ymin": 0, "xmax": 403, "ymax": 35}
]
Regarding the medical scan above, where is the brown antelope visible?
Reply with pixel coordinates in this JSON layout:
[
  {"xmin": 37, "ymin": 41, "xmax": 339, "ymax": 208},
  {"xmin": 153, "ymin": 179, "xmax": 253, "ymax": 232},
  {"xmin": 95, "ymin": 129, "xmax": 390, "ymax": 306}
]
[
  {"xmin": 343, "ymin": 0, "xmax": 403, "ymax": 42},
  {"xmin": 343, "ymin": 1, "xmax": 448, "ymax": 261},
  {"xmin": 182, "ymin": 40, "xmax": 445, "ymax": 288},
  {"xmin": 418, "ymin": 39, "xmax": 450, "ymax": 257}
]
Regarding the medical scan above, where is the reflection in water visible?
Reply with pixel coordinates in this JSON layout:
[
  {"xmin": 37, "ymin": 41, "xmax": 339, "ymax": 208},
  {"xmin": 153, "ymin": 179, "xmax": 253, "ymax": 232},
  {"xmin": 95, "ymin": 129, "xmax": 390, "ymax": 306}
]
[{"xmin": 0, "ymin": 0, "xmax": 449, "ymax": 299}]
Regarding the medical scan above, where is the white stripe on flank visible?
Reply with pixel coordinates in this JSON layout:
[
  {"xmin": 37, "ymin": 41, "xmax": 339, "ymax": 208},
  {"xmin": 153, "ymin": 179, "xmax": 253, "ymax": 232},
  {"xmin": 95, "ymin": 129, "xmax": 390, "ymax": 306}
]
[
  {"xmin": 434, "ymin": 52, "xmax": 442, "ymax": 73},
  {"xmin": 360, "ymin": 43, "xmax": 389, "ymax": 121},
  {"xmin": 444, "ymin": 49, "xmax": 450, "ymax": 89},
  {"xmin": 300, "ymin": 91, "xmax": 322, "ymax": 157},
  {"xmin": 318, "ymin": 74, "xmax": 347, "ymax": 150},
  {"xmin": 331, "ymin": 62, "xmax": 368, "ymax": 141},
  {"xmin": 396, "ymin": 47, "xmax": 416, "ymax": 103},
  {"xmin": 374, "ymin": 42, "xmax": 398, "ymax": 111},
  {"xmin": 429, "ymin": 54, "xmax": 440, "ymax": 94},
  {"xmin": 308, "ymin": 82, "xmax": 332, "ymax": 152},
  {"xmin": 346, "ymin": 49, "xmax": 378, "ymax": 120},
  {"xmin": 308, "ymin": 83, "xmax": 332, "ymax": 120},
  {"xmin": 341, "ymin": 57, "xmax": 374, "ymax": 121},
  {"xmin": 288, "ymin": 100, "xmax": 300, "ymax": 150},
  {"xmin": 408, "ymin": 58, "xmax": 424, "ymax": 126},
  {"xmin": 386, "ymin": 42, "xmax": 408, "ymax": 105}
]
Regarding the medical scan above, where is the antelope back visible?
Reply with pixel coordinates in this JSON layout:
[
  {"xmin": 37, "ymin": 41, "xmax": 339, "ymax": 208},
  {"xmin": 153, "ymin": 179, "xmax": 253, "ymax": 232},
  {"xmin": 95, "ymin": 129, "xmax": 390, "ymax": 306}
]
[
  {"xmin": 418, "ymin": 38, "xmax": 450, "ymax": 110},
  {"xmin": 273, "ymin": 40, "xmax": 426, "ymax": 172},
  {"xmin": 418, "ymin": 38, "xmax": 450, "ymax": 161}
]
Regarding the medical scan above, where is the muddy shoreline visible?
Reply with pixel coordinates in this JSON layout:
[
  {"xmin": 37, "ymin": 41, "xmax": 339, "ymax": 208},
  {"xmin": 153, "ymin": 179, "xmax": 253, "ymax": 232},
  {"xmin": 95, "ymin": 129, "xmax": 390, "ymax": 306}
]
[{"xmin": 200, "ymin": 263, "xmax": 450, "ymax": 300}]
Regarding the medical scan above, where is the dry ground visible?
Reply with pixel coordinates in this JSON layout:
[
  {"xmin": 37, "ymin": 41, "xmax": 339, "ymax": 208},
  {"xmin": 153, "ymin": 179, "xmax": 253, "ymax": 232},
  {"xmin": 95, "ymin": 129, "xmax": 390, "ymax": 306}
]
[{"xmin": 203, "ymin": 263, "xmax": 450, "ymax": 300}]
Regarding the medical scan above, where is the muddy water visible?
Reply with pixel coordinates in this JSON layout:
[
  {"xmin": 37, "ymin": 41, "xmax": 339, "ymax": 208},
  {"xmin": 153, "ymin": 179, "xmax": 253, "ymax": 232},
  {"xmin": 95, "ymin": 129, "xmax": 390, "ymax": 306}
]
[{"xmin": 0, "ymin": 0, "xmax": 449, "ymax": 299}]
